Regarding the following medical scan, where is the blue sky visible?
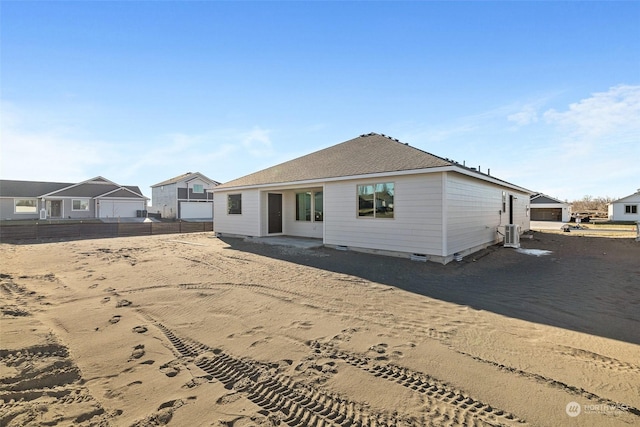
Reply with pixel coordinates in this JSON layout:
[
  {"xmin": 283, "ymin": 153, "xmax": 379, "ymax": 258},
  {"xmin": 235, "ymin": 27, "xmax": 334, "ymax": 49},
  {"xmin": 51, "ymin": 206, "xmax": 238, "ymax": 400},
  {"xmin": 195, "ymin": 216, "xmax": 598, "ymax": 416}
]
[{"xmin": 1, "ymin": 1, "xmax": 639, "ymax": 202}]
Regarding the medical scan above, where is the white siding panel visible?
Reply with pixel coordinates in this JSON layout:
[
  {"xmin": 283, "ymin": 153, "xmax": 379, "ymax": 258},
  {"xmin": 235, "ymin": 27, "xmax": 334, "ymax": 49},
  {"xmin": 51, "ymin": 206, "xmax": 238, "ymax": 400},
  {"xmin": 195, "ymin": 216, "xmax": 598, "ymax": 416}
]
[
  {"xmin": 610, "ymin": 194, "xmax": 640, "ymax": 221},
  {"xmin": 445, "ymin": 173, "xmax": 530, "ymax": 255},
  {"xmin": 213, "ymin": 190, "xmax": 261, "ymax": 236},
  {"xmin": 324, "ymin": 174, "xmax": 444, "ymax": 256}
]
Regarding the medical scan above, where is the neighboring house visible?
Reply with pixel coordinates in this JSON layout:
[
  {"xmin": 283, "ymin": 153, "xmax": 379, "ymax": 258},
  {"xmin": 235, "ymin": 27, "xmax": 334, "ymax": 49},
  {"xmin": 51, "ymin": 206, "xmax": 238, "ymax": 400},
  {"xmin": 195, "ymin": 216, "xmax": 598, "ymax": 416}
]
[
  {"xmin": 530, "ymin": 193, "xmax": 570, "ymax": 222},
  {"xmin": 608, "ymin": 189, "xmax": 640, "ymax": 222},
  {"xmin": 213, "ymin": 133, "xmax": 532, "ymax": 264},
  {"xmin": 150, "ymin": 172, "xmax": 220, "ymax": 220},
  {"xmin": 0, "ymin": 177, "xmax": 148, "ymax": 220}
]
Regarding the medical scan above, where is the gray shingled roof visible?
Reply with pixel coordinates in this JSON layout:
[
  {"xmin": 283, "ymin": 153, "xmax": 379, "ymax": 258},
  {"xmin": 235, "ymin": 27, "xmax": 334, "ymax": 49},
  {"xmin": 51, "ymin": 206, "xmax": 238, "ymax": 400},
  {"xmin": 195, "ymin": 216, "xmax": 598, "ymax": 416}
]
[
  {"xmin": 0, "ymin": 180, "xmax": 72, "ymax": 197},
  {"xmin": 216, "ymin": 133, "xmax": 453, "ymax": 189},
  {"xmin": 151, "ymin": 172, "xmax": 219, "ymax": 187},
  {"xmin": 531, "ymin": 194, "xmax": 567, "ymax": 204},
  {"xmin": 48, "ymin": 183, "xmax": 125, "ymax": 198},
  {"xmin": 0, "ymin": 179, "xmax": 145, "ymax": 199}
]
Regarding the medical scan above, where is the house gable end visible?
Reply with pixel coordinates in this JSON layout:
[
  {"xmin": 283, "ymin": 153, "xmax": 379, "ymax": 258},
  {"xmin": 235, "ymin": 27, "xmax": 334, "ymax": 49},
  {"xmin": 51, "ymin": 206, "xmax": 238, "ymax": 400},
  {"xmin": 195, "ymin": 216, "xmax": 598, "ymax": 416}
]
[
  {"xmin": 531, "ymin": 194, "xmax": 566, "ymax": 205},
  {"xmin": 152, "ymin": 172, "xmax": 219, "ymax": 188}
]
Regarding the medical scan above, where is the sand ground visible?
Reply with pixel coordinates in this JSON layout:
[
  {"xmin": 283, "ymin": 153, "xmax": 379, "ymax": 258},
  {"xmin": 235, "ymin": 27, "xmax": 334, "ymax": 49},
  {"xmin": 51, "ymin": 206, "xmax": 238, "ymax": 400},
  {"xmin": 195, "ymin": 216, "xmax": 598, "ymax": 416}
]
[{"xmin": 1, "ymin": 231, "xmax": 639, "ymax": 426}]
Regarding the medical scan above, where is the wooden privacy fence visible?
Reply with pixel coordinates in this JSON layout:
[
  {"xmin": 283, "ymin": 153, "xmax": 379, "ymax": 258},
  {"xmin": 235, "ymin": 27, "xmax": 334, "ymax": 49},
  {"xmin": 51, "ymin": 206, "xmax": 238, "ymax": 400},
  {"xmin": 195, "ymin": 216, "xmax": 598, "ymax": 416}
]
[{"xmin": 0, "ymin": 221, "xmax": 214, "ymax": 242}]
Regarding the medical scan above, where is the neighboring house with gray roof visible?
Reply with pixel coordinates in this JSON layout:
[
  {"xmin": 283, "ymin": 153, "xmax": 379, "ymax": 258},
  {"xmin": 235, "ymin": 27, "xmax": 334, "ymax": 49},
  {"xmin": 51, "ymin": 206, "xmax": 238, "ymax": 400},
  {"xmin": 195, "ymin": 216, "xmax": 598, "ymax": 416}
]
[
  {"xmin": 608, "ymin": 189, "xmax": 640, "ymax": 222},
  {"xmin": 530, "ymin": 193, "xmax": 570, "ymax": 222},
  {"xmin": 212, "ymin": 133, "xmax": 533, "ymax": 264},
  {"xmin": 0, "ymin": 176, "xmax": 148, "ymax": 220},
  {"xmin": 150, "ymin": 172, "xmax": 220, "ymax": 220}
]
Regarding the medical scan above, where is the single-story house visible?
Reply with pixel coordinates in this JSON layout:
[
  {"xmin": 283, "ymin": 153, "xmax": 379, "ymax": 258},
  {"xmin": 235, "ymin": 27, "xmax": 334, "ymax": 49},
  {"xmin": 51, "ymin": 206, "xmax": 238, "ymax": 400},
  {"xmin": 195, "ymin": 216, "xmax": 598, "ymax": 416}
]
[
  {"xmin": 530, "ymin": 193, "xmax": 570, "ymax": 222},
  {"xmin": 608, "ymin": 189, "xmax": 640, "ymax": 222},
  {"xmin": 0, "ymin": 176, "xmax": 148, "ymax": 220},
  {"xmin": 213, "ymin": 133, "xmax": 532, "ymax": 264},
  {"xmin": 150, "ymin": 172, "xmax": 220, "ymax": 220}
]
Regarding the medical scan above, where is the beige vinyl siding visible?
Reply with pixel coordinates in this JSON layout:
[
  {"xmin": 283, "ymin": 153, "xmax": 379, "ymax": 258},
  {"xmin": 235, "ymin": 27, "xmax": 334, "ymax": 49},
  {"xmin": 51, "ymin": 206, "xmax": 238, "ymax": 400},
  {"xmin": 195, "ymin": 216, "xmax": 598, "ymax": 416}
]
[
  {"xmin": 445, "ymin": 173, "xmax": 530, "ymax": 255},
  {"xmin": 324, "ymin": 174, "xmax": 444, "ymax": 256},
  {"xmin": 213, "ymin": 190, "xmax": 261, "ymax": 237}
]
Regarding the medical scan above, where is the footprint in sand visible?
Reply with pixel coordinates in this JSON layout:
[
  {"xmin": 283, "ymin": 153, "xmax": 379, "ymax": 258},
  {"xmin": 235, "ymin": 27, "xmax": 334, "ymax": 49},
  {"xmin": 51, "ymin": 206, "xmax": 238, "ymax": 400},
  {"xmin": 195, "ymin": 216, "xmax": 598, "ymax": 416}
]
[
  {"xmin": 101, "ymin": 297, "xmax": 110, "ymax": 304},
  {"xmin": 116, "ymin": 299, "xmax": 132, "ymax": 308},
  {"xmin": 159, "ymin": 361, "xmax": 180, "ymax": 377},
  {"xmin": 109, "ymin": 315, "xmax": 121, "ymax": 324},
  {"xmin": 88, "ymin": 283, "xmax": 99, "ymax": 289},
  {"xmin": 129, "ymin": 344, "xmax": 145, "ymax": 360},
  {"xmin": 370, "ymin": 343, "xmax": 388, "ymax": 354},
  {"xmin": 132, "ymin": 325, "xmax": 148, "ymax": 334}
]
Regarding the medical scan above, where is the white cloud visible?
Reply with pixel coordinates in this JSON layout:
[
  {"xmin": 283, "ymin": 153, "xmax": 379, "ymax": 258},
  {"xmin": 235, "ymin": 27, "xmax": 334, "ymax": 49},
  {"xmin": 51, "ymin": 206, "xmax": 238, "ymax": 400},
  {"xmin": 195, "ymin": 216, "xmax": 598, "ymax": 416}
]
[
  {"xmin": 0, "ymin": 100, "xmax": 276, "ymax": 196},
  {"xmin": 240, "ymin": 128, "xmax": 273, "ymax": 157},
  {"xmin": 507, "ymin": 105, "xmax": 539, "ymax": 126},
  {"xmin": 543, "ymin": 84, "xmax": 640, "ymax": 139}
]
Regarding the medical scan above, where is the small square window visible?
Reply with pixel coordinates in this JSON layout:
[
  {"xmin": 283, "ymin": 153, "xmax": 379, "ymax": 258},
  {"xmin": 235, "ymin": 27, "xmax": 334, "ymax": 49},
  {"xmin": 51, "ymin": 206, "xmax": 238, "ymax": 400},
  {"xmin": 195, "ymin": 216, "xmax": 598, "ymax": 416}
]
[{"xmin": 193, "ymin": 184, "xmax": 204, "ymax": 194}]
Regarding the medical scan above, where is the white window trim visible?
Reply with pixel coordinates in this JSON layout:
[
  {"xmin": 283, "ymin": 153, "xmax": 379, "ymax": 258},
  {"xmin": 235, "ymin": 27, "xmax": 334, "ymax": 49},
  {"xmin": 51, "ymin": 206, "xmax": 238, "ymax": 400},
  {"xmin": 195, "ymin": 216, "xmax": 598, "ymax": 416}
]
[
  {"xmin": 227, "ymin": 194, "xmax": 242, "ymax": 215},
  {"xmin": 14, "ymin": 198, "xmax": 38, "ymax": 214},
  {"xmin": 356, "ymin": 182, "xmax": 395, "ymax": 219},
  {"xmin": 193, "ymin": 184, "xmax": 204, "ymax": 194},
  {"xmin": 72, "ymin": 199, "xmax": 90, "ymax": 211}
]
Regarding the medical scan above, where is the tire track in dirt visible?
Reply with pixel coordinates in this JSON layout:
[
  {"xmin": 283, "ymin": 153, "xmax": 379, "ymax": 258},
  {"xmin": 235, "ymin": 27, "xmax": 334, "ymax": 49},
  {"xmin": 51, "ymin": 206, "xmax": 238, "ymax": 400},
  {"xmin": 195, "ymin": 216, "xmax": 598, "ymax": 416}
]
[
  {"xmin": 554, "ymin": 345, "xmax": 640, "ymax": 375},
  {"xmin": 310, "ymin": 341, "xmax": 526, "ymax": 427},
  {"xmin": 454, "ymin": 350, "xmax": 640, "ymax": 417},
  {"xmin": 0, "ymin": 273, "xmax": 118, "ymax": 426},
  {"xmin": 144, "ymin": 312, "xmax": 526, "ymax": 427}
]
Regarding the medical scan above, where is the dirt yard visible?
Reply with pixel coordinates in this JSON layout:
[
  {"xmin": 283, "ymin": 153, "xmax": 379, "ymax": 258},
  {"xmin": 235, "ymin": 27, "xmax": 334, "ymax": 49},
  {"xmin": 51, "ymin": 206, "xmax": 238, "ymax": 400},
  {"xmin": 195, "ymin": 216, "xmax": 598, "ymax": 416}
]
[{"xmin": 1, "ymin": 231, "xmax": 639, "ymax": 426}]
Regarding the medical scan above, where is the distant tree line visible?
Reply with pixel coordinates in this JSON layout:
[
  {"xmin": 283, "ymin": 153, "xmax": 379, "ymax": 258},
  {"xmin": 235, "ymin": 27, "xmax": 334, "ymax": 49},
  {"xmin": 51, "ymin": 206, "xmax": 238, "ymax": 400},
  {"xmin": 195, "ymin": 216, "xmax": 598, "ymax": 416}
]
[{"xmin": 570, "ymin": 195, "xmax": 615, "ymax": 213}]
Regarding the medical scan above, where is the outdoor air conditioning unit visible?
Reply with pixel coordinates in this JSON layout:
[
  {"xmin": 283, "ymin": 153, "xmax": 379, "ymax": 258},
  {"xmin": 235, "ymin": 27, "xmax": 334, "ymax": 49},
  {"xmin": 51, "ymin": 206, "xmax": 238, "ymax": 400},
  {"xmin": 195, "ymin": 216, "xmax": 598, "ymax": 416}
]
[{"xmin": 504, "ymin": 224, "xmax": 521, "ymax": 248}]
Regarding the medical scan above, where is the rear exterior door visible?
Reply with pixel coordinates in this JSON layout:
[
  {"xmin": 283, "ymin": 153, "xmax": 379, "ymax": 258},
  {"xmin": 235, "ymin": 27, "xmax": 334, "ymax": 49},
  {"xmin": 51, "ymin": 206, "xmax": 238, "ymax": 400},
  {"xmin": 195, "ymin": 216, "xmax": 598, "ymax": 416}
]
[{"xmin": 268, "ymin": 193, "xmax": 282, "ymax": 234}]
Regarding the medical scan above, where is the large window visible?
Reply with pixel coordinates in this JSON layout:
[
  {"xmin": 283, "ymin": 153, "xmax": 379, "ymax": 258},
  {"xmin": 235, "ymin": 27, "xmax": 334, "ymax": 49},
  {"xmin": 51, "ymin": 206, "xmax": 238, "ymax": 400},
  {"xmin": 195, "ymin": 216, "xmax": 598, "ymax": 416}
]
[
  {"xmin": 72, "ymin": 199, "xmax": 90, "ymax": 211},
  {"xmin": 357, "ymin": 183, "xmax": 394, "ymax": 219},
  {"xmin": 296, "ymin": 192, "xmax": 311, "ymax": 221},
  {"xmin": 295, "ymin": 191, "xmax": 323, "ymax": 222},
  {"xmin": 193, "ymin": 184, "xmax": 204, "ymax": 194},
  {"xmin": 14, "ymin": 199, "xmax": 38, "ymax": 214},
  {"xmin": 227, "ymin": 194, "xmax": 242, "ymax": 214},
  {"xmin": 625, "ymin": 205, "xmax": 638, "ymax": 214}
]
